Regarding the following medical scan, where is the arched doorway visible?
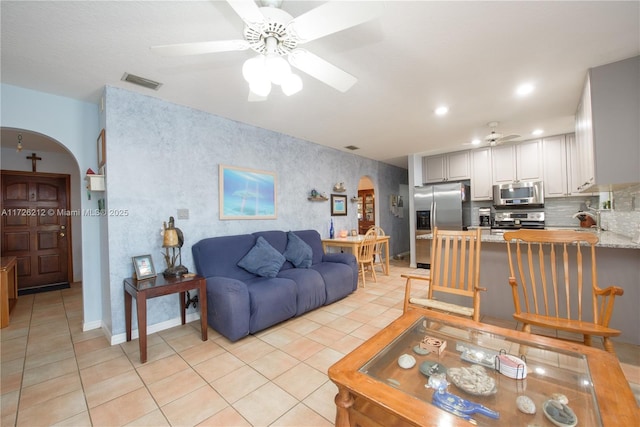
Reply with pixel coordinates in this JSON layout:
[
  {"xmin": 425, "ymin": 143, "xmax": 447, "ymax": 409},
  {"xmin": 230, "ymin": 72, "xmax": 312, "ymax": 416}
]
[
  {"xmin": 0, "ymin": 128, "xmax": 82, "ymax": 294},
  {"xmin": 357, "ymin": 176, "xmax": 375, "ymax": 234}
]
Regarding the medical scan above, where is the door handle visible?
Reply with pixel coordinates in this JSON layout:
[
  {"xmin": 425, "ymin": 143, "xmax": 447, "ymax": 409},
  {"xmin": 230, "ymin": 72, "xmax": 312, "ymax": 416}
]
[{"xmin": 59, "ymin": 232, "xmax": 65, "ymax": 237}]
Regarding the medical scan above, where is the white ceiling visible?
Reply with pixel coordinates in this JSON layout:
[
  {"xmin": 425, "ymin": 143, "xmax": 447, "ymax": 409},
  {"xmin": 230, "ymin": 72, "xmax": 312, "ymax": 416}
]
[{"xmin": 1, "ymin": 1, "xmax": 638, "ymax": 168}]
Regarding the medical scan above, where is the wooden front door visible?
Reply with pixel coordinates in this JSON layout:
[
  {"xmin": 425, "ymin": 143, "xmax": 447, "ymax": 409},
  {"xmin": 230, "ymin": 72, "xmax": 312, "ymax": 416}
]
[{"xmin": 1, "ymin": 171, "xmax": 71, "ymax": 291}]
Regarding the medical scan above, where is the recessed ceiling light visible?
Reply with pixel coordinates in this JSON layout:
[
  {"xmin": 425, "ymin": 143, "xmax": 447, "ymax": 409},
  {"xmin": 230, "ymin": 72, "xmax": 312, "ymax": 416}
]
[
  {"xmin": 516, "ymin": 83, "xmax": 534, "ymax": 96},
  {"xmin": 471, "ymin": 139, "xmax": 482, "ymax": 145},
  {"xmin": 435, "ymin": 106, "xmax": 449, "ymax": 116},
  {"xmin": 532, "ymin": 129, "xmax": 544, "ymax": 136}
]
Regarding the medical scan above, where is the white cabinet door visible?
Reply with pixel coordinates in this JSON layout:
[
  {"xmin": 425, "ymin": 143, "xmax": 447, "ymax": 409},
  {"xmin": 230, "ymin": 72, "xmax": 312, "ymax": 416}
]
[
  {"xmin": 491, "ymin": 145, "xmax": 517, "ymax": 184},
  {"xmin": 470, "ymin": 147, "xmax": 493, "ymax": 200},
  {"xmin": 423, "ymin": 155, "xmax": 447, "ymax": 183},
  {"xmin": 516, "ymin": 139, "xmax": 543, "ymax": 181},
  {"xmin": 493, "ymin": 140, "xmax": 542, "ymax": 184},
  {"xmin": 575, "ymin": 76, "xmax": 595, "ymax": 191},
  {"xmin": 447, "ymin": 151, "xmax": 471, "ymax": 181},
  {"xmin": 542, "ymin": 135, "xmax": 568, "ymax": 198},
  {"xmin": 423, "ymin": 151, "xmax": 470, "ymax": 183}
]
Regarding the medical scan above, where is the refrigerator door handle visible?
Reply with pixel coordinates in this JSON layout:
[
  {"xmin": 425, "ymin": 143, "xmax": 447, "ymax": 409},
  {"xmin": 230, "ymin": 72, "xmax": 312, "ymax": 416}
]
[{"xmin": 431, "ymin": 201, "xmax": 436, "ymax": 229}]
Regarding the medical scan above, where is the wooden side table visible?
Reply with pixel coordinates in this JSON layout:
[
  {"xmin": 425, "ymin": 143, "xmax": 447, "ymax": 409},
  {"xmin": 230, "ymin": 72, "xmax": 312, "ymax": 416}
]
[
  {"xmin": 124, "ymin": 274, "xmax": 208, "ymax": 363},
  {"xmin": 1, "ymin": 256, "xmax": 18, "ymax": 329}
]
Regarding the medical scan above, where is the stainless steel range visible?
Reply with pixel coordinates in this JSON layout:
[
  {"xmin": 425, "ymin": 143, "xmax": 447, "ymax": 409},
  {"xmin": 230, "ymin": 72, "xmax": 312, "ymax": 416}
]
[{"xmin": 491, "ymin": 211, "xmax": 545, "ymax": 234}]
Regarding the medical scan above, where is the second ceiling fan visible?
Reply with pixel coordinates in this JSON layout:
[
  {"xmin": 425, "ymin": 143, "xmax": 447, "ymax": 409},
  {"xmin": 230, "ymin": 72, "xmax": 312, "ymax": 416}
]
[{"xmin": 151, "ymin": 0, "xmax": 384, "ymax": 101}]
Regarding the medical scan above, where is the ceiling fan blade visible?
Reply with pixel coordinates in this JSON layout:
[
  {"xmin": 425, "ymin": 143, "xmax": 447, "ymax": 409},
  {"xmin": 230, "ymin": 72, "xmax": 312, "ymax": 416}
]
[
  {"xmin": 288, "ymin": 49, "xmax": 357, "ymax": 92},
  {"xmin": 226, "ymin": 0, "xmax": 265, "ymax": 25},
  {"xmin": 151, "ymin": 39, "xmax": 250, "ymax": 56},
  {"xmin": 498, "ymin": 134, "xmax": 520, "ymax": 142},
  {"xmin": 288, "ymin": 1, "xmax": 384, "ymax": 43}
]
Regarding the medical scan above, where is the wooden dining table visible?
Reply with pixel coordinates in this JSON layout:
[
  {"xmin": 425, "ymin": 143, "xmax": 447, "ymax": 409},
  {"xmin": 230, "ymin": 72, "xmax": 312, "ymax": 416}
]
[{"xmin": 321, "ymin": 235, "xmax": 390, "ymax": 276}]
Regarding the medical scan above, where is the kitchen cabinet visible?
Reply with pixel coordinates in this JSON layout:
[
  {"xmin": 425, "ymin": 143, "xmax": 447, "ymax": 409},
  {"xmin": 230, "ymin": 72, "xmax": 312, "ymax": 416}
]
[
  {"xmin": 423, "ymin": 151, "xmax": 470, "ymax": 183},
  {"xmin": 542, "ymin": 135, "xmax": 568, "ymax": 198},
  {"xmin": 491, "ymin": 139, "xmax": 542, "ymax": 184},
  {"xmin": 575, "ymin": 55, "xmax": 640, "ymax": 192},
  {"xmin": 470, "ymin": 147, "xmax": 493, "ymax": 200}
]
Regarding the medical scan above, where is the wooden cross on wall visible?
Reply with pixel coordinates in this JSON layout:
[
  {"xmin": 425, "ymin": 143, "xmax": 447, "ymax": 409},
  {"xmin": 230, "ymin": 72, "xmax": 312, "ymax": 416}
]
[{"xmin": 26, "ymin": 152, "xmax": 42, "ymax": 172}]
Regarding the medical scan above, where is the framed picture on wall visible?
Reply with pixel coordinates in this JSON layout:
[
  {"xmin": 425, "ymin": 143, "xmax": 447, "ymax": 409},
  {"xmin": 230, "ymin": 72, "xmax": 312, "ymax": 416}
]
[
  {"xmin": 97, "ymin": 129, "xmax": 106, "ymax": 168},
  {"xmin": 331, "ymin": 194, "xmax": 347, "ymax": 216},
  {"xmin": 219, "ymin": 164, "xmax": 277, "ymax": 219}
]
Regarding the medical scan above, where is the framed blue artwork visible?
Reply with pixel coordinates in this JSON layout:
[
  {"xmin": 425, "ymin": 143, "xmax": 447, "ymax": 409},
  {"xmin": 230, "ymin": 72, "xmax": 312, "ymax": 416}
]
[{"xmin": 219, "ymin": 164, "xmax": 277, "ymax": 219}]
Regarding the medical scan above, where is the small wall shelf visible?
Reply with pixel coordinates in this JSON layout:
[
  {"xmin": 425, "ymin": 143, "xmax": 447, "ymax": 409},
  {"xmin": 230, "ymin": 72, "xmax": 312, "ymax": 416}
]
[
  {"xmin": 85, "ymin": 174, "xmax": 105, "ymax": 191},
  {"xmin": 308, "ymin": 195, "xmax": 328, "ymax": 201}
]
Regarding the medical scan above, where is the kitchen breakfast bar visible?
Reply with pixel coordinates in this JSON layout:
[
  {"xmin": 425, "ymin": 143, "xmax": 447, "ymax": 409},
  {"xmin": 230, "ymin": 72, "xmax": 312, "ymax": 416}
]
[{"xmin": 416, "ymin": 230, "xmax": 640, "ymax": 345}]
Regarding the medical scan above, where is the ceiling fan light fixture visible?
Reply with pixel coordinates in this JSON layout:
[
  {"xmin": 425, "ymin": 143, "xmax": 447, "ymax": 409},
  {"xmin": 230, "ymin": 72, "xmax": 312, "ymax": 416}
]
[
  {"xmin": 250, "ymin": 77, "xmax": 272, "ymax": 97},
  {"xmin": 265, "ymin": 54, "xmax": 291, "ymax": 85},
  {"xmin": 242, "ymin": 55, "xmax": 266, "ymax": 83},
  {"xmin": 282, "ymin": 73, "xmax": 303, "ymax": 96}
]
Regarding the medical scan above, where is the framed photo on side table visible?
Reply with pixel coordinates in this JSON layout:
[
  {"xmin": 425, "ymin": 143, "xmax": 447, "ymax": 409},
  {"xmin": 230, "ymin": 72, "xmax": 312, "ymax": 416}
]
[
  {"xmin": 132, "ymin": 255, "xmax": 156, "ymax": 280},
  {"xmin": 331, "ymin": 194, "xmax": 347, "ymax": 216}
]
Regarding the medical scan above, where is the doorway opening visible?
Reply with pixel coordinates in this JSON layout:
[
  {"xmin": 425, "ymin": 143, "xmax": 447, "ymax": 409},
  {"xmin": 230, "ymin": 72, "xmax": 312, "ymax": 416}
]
[
  {"xmin": 0, "ymin": 128, "xmax": 81, "ymax": 297},
  {"xmin": 357, "ymin": 176, "xmax": 375, "ymax": 235}
]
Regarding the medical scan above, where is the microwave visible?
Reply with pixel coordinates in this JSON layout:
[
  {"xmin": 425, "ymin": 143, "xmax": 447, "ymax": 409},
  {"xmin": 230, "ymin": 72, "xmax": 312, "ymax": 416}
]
[{"xmin": 493, "ymin": 181, "xmax": 544, "ymax": 207}]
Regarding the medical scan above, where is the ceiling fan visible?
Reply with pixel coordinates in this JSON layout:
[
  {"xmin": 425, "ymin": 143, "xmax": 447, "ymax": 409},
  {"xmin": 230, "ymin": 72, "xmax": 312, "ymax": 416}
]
[
  {"xmin": 151, "ymin": 0, "xmax": 384, "ymax": 101},
  {"xmin": 483, "ymin": 121, "xmax": 520, "ymax": 146}
]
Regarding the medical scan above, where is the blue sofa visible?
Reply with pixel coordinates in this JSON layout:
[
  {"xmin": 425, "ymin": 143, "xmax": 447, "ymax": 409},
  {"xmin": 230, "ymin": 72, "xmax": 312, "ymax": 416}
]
[{"xmin": 192, "ymin": 229, "xmax": 358, "ymax": 341}]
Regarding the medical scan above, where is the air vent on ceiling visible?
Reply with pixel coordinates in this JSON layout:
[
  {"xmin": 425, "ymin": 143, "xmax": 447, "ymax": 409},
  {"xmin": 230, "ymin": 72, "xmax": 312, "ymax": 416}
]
[
  {"xmin": 344, "ymin": 145, "xmax": 360, "ymax": 151},
  {"xmin": 121, "ymin": 73, "xmax": 163, "ymax": 90}
]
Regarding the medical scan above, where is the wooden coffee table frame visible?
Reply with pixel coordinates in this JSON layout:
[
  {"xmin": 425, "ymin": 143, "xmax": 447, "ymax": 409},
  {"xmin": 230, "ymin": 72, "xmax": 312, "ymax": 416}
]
[
  {"xmin": 328, "ymin": 310, "xmax": 637, "ymax": 426},
  {"xmin": 124, "ymin": 274, "xmax": 208, "ymax": 363}
]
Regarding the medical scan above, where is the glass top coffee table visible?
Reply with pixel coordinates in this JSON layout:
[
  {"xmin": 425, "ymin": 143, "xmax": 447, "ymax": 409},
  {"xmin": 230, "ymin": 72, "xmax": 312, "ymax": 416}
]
[{"xmin": 329, "ymin": 310, "xmax": 636, "ymax": 427}]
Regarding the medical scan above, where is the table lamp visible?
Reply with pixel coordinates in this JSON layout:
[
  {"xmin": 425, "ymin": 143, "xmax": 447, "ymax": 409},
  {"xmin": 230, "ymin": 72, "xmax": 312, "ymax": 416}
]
[{"xmin": 162, "ymin": 217, "xmax": 188, "ymax": 277}]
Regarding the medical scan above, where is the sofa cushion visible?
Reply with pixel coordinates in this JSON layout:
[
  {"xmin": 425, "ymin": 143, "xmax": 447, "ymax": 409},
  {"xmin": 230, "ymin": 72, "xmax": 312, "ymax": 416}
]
[
  {"xmin": 246, "ymin": 276, "xmax": 297, "ymax": 333},
  {"xmin": 283, "ymin": 231, "xmax": 313, "ymax": 268},
  {"xmin": 237, "ymin": 236, "xmax": 286, "ymax": 278}
]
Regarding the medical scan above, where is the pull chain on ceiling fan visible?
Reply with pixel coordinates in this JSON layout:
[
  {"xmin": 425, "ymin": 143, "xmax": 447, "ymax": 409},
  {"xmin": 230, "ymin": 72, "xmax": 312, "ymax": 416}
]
[{"xmin": 151, "ymin": 0, "xmax": 384, "ymax": 101}]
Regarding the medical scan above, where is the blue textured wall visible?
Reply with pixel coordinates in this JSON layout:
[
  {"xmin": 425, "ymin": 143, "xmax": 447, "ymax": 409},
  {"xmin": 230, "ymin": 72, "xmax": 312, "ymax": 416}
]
[{"xmin": 104, "ymin": 86, "xmax": 408, "ymax": 335}]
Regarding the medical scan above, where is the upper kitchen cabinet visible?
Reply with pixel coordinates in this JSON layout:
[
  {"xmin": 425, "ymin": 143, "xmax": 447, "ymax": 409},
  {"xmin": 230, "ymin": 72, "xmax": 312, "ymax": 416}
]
[
  {"xmin": 543, "ymin": 134, "xmax": 590, "ymax": 198},
  {"xmin": 423, "ymin": 151, "xmax": 470, "ymax": 183},
  {"xmin": 470, "ymin": 147, "xmax": 493, "ymax": 200},
  {"xmin": 491, "ymin": 139, "xmax": 542, "ymax": 184},
  {"xmin": 575, "ymin": 55, "xmax": 640, "ymax": 192}
]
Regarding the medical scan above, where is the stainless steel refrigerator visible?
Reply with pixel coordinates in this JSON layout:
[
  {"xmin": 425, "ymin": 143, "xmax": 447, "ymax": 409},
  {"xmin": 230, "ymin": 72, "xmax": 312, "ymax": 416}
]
[{"xmin": 414, "ymin": 182, "xmax": 470, "ymax": 268}]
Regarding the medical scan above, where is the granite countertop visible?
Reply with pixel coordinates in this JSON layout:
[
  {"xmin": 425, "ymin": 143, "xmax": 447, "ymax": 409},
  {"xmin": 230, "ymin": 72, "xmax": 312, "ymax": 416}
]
[{"xmin": 416, "ymin": 228, "xmax": 640, "ymax": 249}]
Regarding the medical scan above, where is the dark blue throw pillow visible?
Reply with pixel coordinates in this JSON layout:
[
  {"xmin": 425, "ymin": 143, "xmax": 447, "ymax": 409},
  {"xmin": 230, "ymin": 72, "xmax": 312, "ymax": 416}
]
[
  {"xmin": 237, "ymin": 236, "xmax": 286, "ymax": 278},
  {"xmin": 283, "ymin": 231, "xmax": 313, "ymax": 268}
]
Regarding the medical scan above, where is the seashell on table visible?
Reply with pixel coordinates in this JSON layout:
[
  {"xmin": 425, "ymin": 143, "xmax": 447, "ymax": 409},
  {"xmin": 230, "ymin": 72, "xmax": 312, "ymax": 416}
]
[
  {"xmin": 397, "ymin": 353, "xmax": 416, "ymax": 369},
  {"xmin": 516, "ymin": 395, "xmax": 536, "ymax": 414}
]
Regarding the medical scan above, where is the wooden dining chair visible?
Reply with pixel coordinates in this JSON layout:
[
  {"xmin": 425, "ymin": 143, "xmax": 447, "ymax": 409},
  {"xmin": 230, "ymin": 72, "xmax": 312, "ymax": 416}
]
[
  {"xmin": 358, "ymin": 228, "xmax": 378, "ymax": 287},
  {"xmin": 503, "ymin": 229, "xmax": 624, "ymax": 354},
  {"xmin": 370, "ymin": 226, "xmax": 387, "ymax": 275},
  {"xmin": 402, "ymin": 227, "xmax": 485, "ymax": 322}
]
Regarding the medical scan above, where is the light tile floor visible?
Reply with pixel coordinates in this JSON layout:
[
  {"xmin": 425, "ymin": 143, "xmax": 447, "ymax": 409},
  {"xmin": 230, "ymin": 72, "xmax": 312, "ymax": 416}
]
[{"xmin": 1, "ymin": 260, "xmax": 638, "ymax": 426}]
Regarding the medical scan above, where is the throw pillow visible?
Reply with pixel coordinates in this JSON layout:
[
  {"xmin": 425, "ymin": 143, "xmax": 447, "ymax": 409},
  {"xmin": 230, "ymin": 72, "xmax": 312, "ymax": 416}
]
[
  {"xmin": 283, "ymin": 231, "xmax": 313, "ymax": 268},
  {"xmin": 237, "ymin": 236, "xmax": 286, "ymax": 278}
]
